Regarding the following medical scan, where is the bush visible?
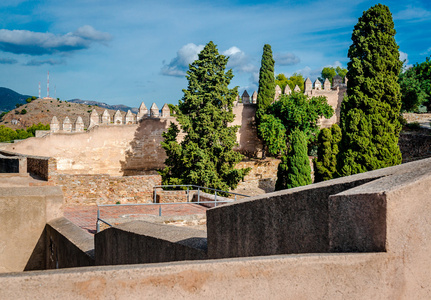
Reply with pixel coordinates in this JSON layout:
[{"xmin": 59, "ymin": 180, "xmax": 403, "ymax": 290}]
[{"xmin": 20, "ymin": 109, "xmax": 27, "ymax": 115}]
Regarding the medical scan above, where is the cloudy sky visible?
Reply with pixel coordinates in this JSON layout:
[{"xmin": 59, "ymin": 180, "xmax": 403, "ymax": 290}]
[{"xmin": 0, "ymin": 0, "xmax": 430, "ymax": 109}]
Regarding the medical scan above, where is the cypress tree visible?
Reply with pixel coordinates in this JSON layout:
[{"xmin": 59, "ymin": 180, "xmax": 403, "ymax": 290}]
[
  {"xmin": 160, "ymin": 41, "xmax": 249, "ymax": 194},
  {"xmin": 256, "ymin": 44, "xmax": 275, "ymax": 120},
  {"xmin": 338, "ymin": 4, "xmax": 402, "ymax": 176},
  {"xmin": 275, "ymin": 128, "xmax": 312, "ymax": 190},
  {"xmin": 313, "ymin": 124, "xmax": 342, "ymax": 182}
]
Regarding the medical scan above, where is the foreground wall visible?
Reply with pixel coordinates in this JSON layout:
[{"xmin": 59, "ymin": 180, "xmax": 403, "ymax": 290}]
[
  {"xmin": 0, "ymin": 185, "xmax": 63, "ymax": 273},
  {"xmin": 1, "ymin": 158, "xmax": 430, "ymax": 299}
]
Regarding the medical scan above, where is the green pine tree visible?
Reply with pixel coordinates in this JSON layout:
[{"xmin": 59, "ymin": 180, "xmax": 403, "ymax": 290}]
[
  {"xmin": 338, "ymin": 4, "xmax": 402, "ymax": 176},
  {"xmin": 256, "ymin": 44, "xmax": 275, "ymax": 120},
  {"xmin": 160, "ymin": 41, "xmax": 249, "ymax": 194},
  {"xmin": 313, "ymin": 124, "xmax": 342, "ymax": 182},
  {"xmin": 275, "ymin": 129, "xmax": 312, "ymax": 190}
]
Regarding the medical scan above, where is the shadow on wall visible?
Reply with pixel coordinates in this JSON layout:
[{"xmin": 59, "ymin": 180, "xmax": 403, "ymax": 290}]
[
  {"xmin": 120, "ymin": 118, "xmax": 170, "ymax": 176},
  {"xmin": 237, "ymin": 105, "xmax": 263, "ymax": 158}
]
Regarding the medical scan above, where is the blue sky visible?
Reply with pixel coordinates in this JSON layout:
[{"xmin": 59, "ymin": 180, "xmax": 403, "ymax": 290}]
[{"xmin": 0, "ymin": 0, "xmax": 430, "ymax": 109}]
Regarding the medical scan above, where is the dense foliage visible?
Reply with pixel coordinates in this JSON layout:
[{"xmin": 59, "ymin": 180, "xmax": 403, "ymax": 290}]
[
  {"xmin": 275, "ymin": 73, "xmax": 305, "ymax": 93},
  {"xmin": 259, "ymin": 92, "xmax": 333, "ymax": 190},
  {"xmin": 275, "ymin": 129, "xmax": 312, "ymax": 190},
  {"xmin": 338, "ymin": 4, "xmax": 402, "ymax": 176},
  {"xmin": 159, "ymin": 41, "xmax": 249, "ymax": 194},
  {"xmin": 313, "ymin": 124, "xmax": 342, "ymax": 182},
  {"xmin": 256, "ymin": 44, "xmax": 275, "ymax": 119},
  {"xmin": 258, "ymin": 92, "xmax": 334, "ymax": 156},
  {"xmin": 319, "ymin": 66, "xmax": 347, "ymax": 84},
  {"xmin": 399, "ymin": 57, "xmax": 431, "ymax": 112},
  {"xmin": 0, "ymin": 123, "xmax": 50, "ymax": 142}
]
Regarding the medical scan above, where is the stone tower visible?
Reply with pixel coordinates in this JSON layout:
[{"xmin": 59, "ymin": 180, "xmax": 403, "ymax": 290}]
[
  {"xmin": 101, "ymin": 110, "xmax": 111, "ymax": 125},
  {"xmin": 114, "ymin": 110, "xmax": 123, "ymax": 124},
  {"xmin": 323, "ymin": 78, "xmax": 331, "ymax": 90},
  {"xmin": 137, "ymin": 102, "xmax": 148, "ymax": 120},
  {"xmin": 161, "ymin": 104, "xmax": 170, "ymax": 118},
  {"xmin": 332, "ymin": 75, "xmax": 342, "ymax": 88},
  {"xmin": 125, "ymin": 110, "xmax": 135, "ymax": 124},
  {"xmin": 75, "ymin": 116, "xmax": 84, "ymax": 132},
  {"xmin": 314, "ymin": 79, "xmax": 322, "ymax": 90},
  {"xmin": 90, "ymin": 109, "xmax": 99, "ymax": 126},
  {"xmin": 63, "ymin": 116, "xmax": 72, "ymax": 132},
  {"xmin": 150, "ymin": 103, "xmax": 159, "ymax": 117},
  {"xmin": 251, "ymin": 91, "xmax": 258, "ymax": 104},
  {"xmin": 304, "ymin": 78, "xmax": 312, "ymax": 92},
  {"xmin": 50, "ymin": 116, "xmax": 59, "ymax": 133},
  {"xmin": 242, "ymin": 90, "xmax": 250, "ymax": 104},
  {"xmin": 274, "ymin": 85, "xmax": 282, "ymax": 101}
]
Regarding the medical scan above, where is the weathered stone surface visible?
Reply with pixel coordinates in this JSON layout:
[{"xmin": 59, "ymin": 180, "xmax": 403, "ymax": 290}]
[
  {"xmin": 241, "ymin": 90, "xmax": 250, "ymax": 104},
  {"xmin": 113, "ymin": 110, "xmax": 123, "ymax": 124},
  {"xmin": 274, "ymin": 85, "xmax": 282, "ymax": 101},
  {"xmin": 125, "ymin": 110, "xmax": 135, "ymax": 124},
  {"xmin": 95, "ymin": 220, "xmax": 207, "ymax": 265},
  {"xmin": 161, "ymin": 104, "xmax": 170, "ymax": 118},
  {"xmin": 304, "ymin": 77, "xmax": 312, "ymax": 92},
  {"xmin": 50, "ymin": 116, "xmax": 59, "ymax": 132},
  {"xmin": 150, "ymin": 103, "xmax": 159, "ymax": 117},
  {"xmin": 101, "ymin": 110, "xmax": 110, "ymax": 125},
  {"xmin": 74, "ymin": 116, "xmax": 84, "ymax": 132},
  {"xmin": 137, "ymin": 102, "xmax": 148, "ymax": 120},
  {"xmin": 62, "ymin": 116, "xmax": 72, "ymax": 132}
]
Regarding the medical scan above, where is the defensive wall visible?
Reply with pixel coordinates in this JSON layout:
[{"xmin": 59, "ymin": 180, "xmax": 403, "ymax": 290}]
[{"xmin": 1, "ymin": 157, "xmax": 430, "ymax": 299}]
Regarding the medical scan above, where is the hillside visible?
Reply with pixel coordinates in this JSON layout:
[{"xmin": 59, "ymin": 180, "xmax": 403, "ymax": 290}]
[
  {"xmin": 0, "ymin": 97, "xmax": 129, "ymax": 130},
  {"xmin": 0, "ymin": 87, "xmax": 32, "ymax": 112},
  {"xmin": 68, "ymin": 99, "xmax": 138, "ymax": 114}
]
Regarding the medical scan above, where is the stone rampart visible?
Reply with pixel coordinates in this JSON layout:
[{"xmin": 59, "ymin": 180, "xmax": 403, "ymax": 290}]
[
  {"xmin": 0, "ymin": 185, "xmax": 63, "ymax": 273},
  {"xmin": 95, "ymin": 220, "xmax": 207, "ymax": 266},
  {"xmin": 1, "ymin": 157, "xmax": 431, "ymax": 299},
  {"xmin": 52, "ymin": 173, "xmax": 161, "ymax": 205}
]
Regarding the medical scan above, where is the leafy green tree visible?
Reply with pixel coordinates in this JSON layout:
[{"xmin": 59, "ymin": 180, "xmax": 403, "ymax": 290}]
[
  {"xmin": 20, "ymin": 109, "xmax": 27, "ymax": 114},
  {"xmin": 159, "ymin": 41, "xmax": 249, "ymax": 194},
  {"xmin": 0, "ymin": 125, "xmax": 17, "ymax": 142},
  {"xmin": 399, "ymin": 67, "xmax": 427, "ymax": 112},
  {"xmin": 275, "ymin": 129, "xmax": 312, "ymax": 190},
  {"xmin": 259, "ymin": 92, "xmax": 334, "ymax": 154},
  {"xmin": 319, "ymin": 66, "xmax": 348, "ymax": 84},
  {"xmin": 259, "ymin": 92, "xmax": 333, "ymax": 189},
  {"xmin": 338, "ymin": 4, "xmax": 402, "ymax": 176},
  {"xmin": 256, "ymin": 44, "xmax": 275, "ymax": 119},
  {"xmin": 399, "ymin": 57, "xmax": 431, "ymax": 112},
  {"xmin": 313, "ymin": 124, "xmax": 342, "ymax": 182},
  {"xmin": 26, "ymin": 123, "xmax": 50, "ymax": 136},
  {"xmin": 275, "ymin": 73, "xmax": 288, "ymax": 92},
  {"xmin": 287, "ymin": 73, "xmax": 305, "ymax": 92}
]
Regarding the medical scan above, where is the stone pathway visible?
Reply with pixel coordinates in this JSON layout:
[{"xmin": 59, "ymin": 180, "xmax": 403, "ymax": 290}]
[{"xmin": 64, "ymin": 203, "xmax": 208, "ymax": 235}]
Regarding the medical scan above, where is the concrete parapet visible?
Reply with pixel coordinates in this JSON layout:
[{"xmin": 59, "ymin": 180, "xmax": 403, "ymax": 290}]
[
  {"xmin": 113, "ymin": 110, "xmax": 123, "ymax": 124},
  {"xmin": 0, "ymin": 185, "xmax": 63, "ymax": 273},
  {"xmin": 207, "ymin": 158, "xmax": 431, "ymax": 259},
  {"xmin": 95, "ymin": 220, "xmax": 207, "ymax": 265},
  {"xmin": 150, "ymin": 103, "xmax": 159, "ymax": 117}
]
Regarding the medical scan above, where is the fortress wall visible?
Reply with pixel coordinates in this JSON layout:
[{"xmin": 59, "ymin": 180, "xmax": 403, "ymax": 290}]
[
  {"xmin": 52, "ymin": 173, "xmax": 161, "ymax": 205},
  {"xmin": 0, "ymin": 186, "xmax": 63, "ymax": 273},
  {"xmin": 3, "ymin": 126, "xmax": 138, "ymax": 176},
  {"xmin": 307, "ymin": 87, "xmax": 346, "ymax": 128},
  {"xmin": 231, "ymin": 104, "xmax": 263, "ymax": 157},
  {"xmin": 2, "ymin": 158, "xmax": 431, "ymax": 299}
]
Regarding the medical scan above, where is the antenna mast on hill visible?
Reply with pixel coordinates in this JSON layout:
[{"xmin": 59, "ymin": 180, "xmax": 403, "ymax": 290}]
[
  {"xmin": 47, "ymin": 71, "xmax": 50, "ymax": 98},
  {"xmin": 38, "ymin": 82, "xmax": 41, "ymax": 99}
]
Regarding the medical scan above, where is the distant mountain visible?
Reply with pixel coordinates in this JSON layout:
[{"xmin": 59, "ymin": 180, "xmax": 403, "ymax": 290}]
[
  {"xmin": 68, "ymin": 99, "xmax": 138, "ymax": 113},
  {"xmin": 0, "ymin": 87, "xmax": 32, "ymax": 112}
]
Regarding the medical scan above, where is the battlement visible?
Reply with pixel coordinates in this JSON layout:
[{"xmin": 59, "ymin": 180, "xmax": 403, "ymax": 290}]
[
  {"xmin": 236, "ymin": 76, "xmax": 347, "ymax": 106},
  {"xmin": 50, "ymin": 102, "xmax": 172, "ymax": 133}
]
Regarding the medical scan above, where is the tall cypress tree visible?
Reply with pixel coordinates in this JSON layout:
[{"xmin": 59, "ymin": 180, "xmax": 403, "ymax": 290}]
[
  {"xmin": 338, "ymin": 4, "xmax": 402, "ymax": 176},
  {"xmin": 160, "ymin": 41, "xmax": 249, "ymax": 194},
  {"xmin": 256, "ymin": 44, "xmax": 275, "ymax": 120},
  {"xmin": 313, "ymin": 124, "xmax": 342, "ymax": 182},
  {"xmin": 275, "ymin": 129, "xmax": 312, "ymax": 191}
]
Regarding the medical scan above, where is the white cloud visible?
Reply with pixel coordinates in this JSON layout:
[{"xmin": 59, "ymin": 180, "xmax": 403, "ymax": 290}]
[
  {"xmin": 394, "ymin": 6, "xmax": 431, "ymax": 21},
  {"xmin": 420, "ymin": 47, "xmax": 431, "ymax": 56},
  {"xmin": 161, "ymin": 43, "xmax": 204, "ymax": 77},
  {"xmin": 274, "ymin": 52, "xmax": 300, "ymax": 66},
  {"xmin": 0, "ymin": 26, "xmax": 111, "ymax": 56},
  {"xmin": 223, "ymin": 46, "xmax": 258, "ymax": 73},
  {"xmin": 399, "ymin": 51, "xmax": 412, "ymax": 69}
]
